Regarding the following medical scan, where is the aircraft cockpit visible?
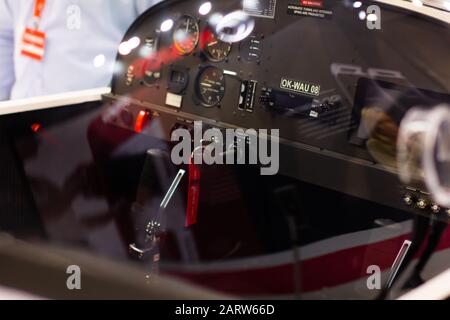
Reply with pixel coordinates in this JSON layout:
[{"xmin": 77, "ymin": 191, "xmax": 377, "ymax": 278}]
[{"xmin": 0, "ymin": 0, "xmax": 450, "ymax": 300}]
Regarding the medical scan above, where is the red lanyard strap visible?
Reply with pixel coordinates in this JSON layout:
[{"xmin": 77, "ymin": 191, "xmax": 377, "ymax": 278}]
[{"xmin": 34, "ymin": 0, "xmax": 46, "ymax": 19}]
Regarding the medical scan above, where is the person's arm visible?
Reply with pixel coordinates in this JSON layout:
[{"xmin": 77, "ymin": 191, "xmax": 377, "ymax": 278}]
[
  {"xmin": 0, "ymin": 0, "xmax": 15, "ymax": 101},
  {"xmin": 135, "ymin": 0, "xmax": 162, "ymax": 15}
]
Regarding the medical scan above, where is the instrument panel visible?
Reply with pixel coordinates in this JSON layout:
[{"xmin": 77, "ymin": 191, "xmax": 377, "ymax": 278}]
[{"xmin": 106, "ymin": 0, "xmax": 450, "ymax": 215}]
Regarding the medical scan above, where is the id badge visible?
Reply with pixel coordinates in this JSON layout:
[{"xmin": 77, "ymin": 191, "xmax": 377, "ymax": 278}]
[{"xmin": 20, "ymin": 27, "xmax": 46, "ymax": 61}]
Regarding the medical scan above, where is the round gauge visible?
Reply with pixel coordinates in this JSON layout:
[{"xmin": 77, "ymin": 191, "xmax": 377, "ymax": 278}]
[
  {"xmin": 196, "ymin": 67, "xmax": 226, "ymax": 107},
  {"xmin": 202, "ymin": 29, "xmax": 232, "ymax": 62},
  {"xmin": 173, "ymin": 16, "xmax": 200, "ymax": 55}
]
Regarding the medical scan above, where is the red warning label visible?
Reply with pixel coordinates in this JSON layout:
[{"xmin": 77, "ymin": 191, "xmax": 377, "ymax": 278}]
[
  {"xmin": 300, "ymin": 0, "xmax": 323, "ymax": 7},
  {"xmin": 287, "ymin": 2, "xmax": 333, "ymax": 20}
]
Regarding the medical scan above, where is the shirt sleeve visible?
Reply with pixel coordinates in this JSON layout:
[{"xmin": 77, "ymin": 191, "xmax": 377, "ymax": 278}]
[
  {"xmin": 0, "ymin": 0, "xmax": 15, "ymax": 101},
  {"xmin": 134, "ymin": 0, "xmax": 162, "ymax": 15}
]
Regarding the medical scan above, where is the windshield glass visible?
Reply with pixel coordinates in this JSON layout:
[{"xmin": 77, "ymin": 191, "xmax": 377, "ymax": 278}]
[{"xmin": 0, "ymin": 0, "xmax": 449, "ymax": 300}]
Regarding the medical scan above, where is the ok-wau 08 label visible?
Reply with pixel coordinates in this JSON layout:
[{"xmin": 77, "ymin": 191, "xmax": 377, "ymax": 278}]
[{"xmin": 280, "ymin": 78, "xmax": 321, "ymax": 96}]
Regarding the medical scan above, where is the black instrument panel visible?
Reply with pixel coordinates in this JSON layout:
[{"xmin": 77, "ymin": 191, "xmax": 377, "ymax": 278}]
[{"xmin": 108, "ymin": 0, "xmax": 450, "ymax": 213}]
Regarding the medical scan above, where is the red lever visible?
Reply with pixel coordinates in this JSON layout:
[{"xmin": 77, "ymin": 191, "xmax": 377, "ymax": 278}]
[
  {"xmin": 135, "ymin": 110, "xmax": 150, "ymax": 133},
  {"xmin": 186, "ymin": 161, "xmax": 201, "ymax": 227}
]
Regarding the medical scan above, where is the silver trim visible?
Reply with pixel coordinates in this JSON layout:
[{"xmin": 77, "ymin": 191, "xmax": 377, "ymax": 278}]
[
  {"xmin": 374, "ymin": 0, "xmax": 450, "ymax": 23},
  {"xmin": 0, "ymin": 87, "xmax": 111, "ymax": 116}
]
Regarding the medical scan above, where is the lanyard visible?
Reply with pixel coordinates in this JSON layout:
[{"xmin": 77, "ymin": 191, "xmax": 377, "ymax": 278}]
[
  {"xmin": 32, "ymin": 0, "xmax": 46, "ymax": 28},
  {"xmin": 34, "ymin": 0, "xmax": 46, "ymax": 20}
]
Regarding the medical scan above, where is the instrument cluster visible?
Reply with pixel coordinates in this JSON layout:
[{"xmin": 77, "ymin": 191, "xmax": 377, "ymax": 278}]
[
  {"xmin": 107, "ymin": 0, "xmax": 450, "ymax": 215},
  {"xmin": 119, "ymin": 8, "xmax": 251, "ymax": 113}
]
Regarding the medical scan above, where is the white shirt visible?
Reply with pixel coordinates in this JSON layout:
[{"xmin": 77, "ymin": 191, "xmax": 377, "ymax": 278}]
[{"xmin": 0, "ymin": 0, "xmax": 161, "ymax": 101}]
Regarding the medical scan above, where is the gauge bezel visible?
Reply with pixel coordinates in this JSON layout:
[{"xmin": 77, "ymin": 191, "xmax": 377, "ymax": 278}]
[
  {"xmin": 172, "ymin": 15, "xmax": 200, "ymax": 56},
  {"xmin": 202, "ymin": 27, "xmax": 232, "ymax": 62},
  {"xmin": 195, "ymin": 66, "xmax": 226, "ymax": 108},
  {"xmin": 168, "ymin": 65, "xmax": 190, "ymax": 94}
]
